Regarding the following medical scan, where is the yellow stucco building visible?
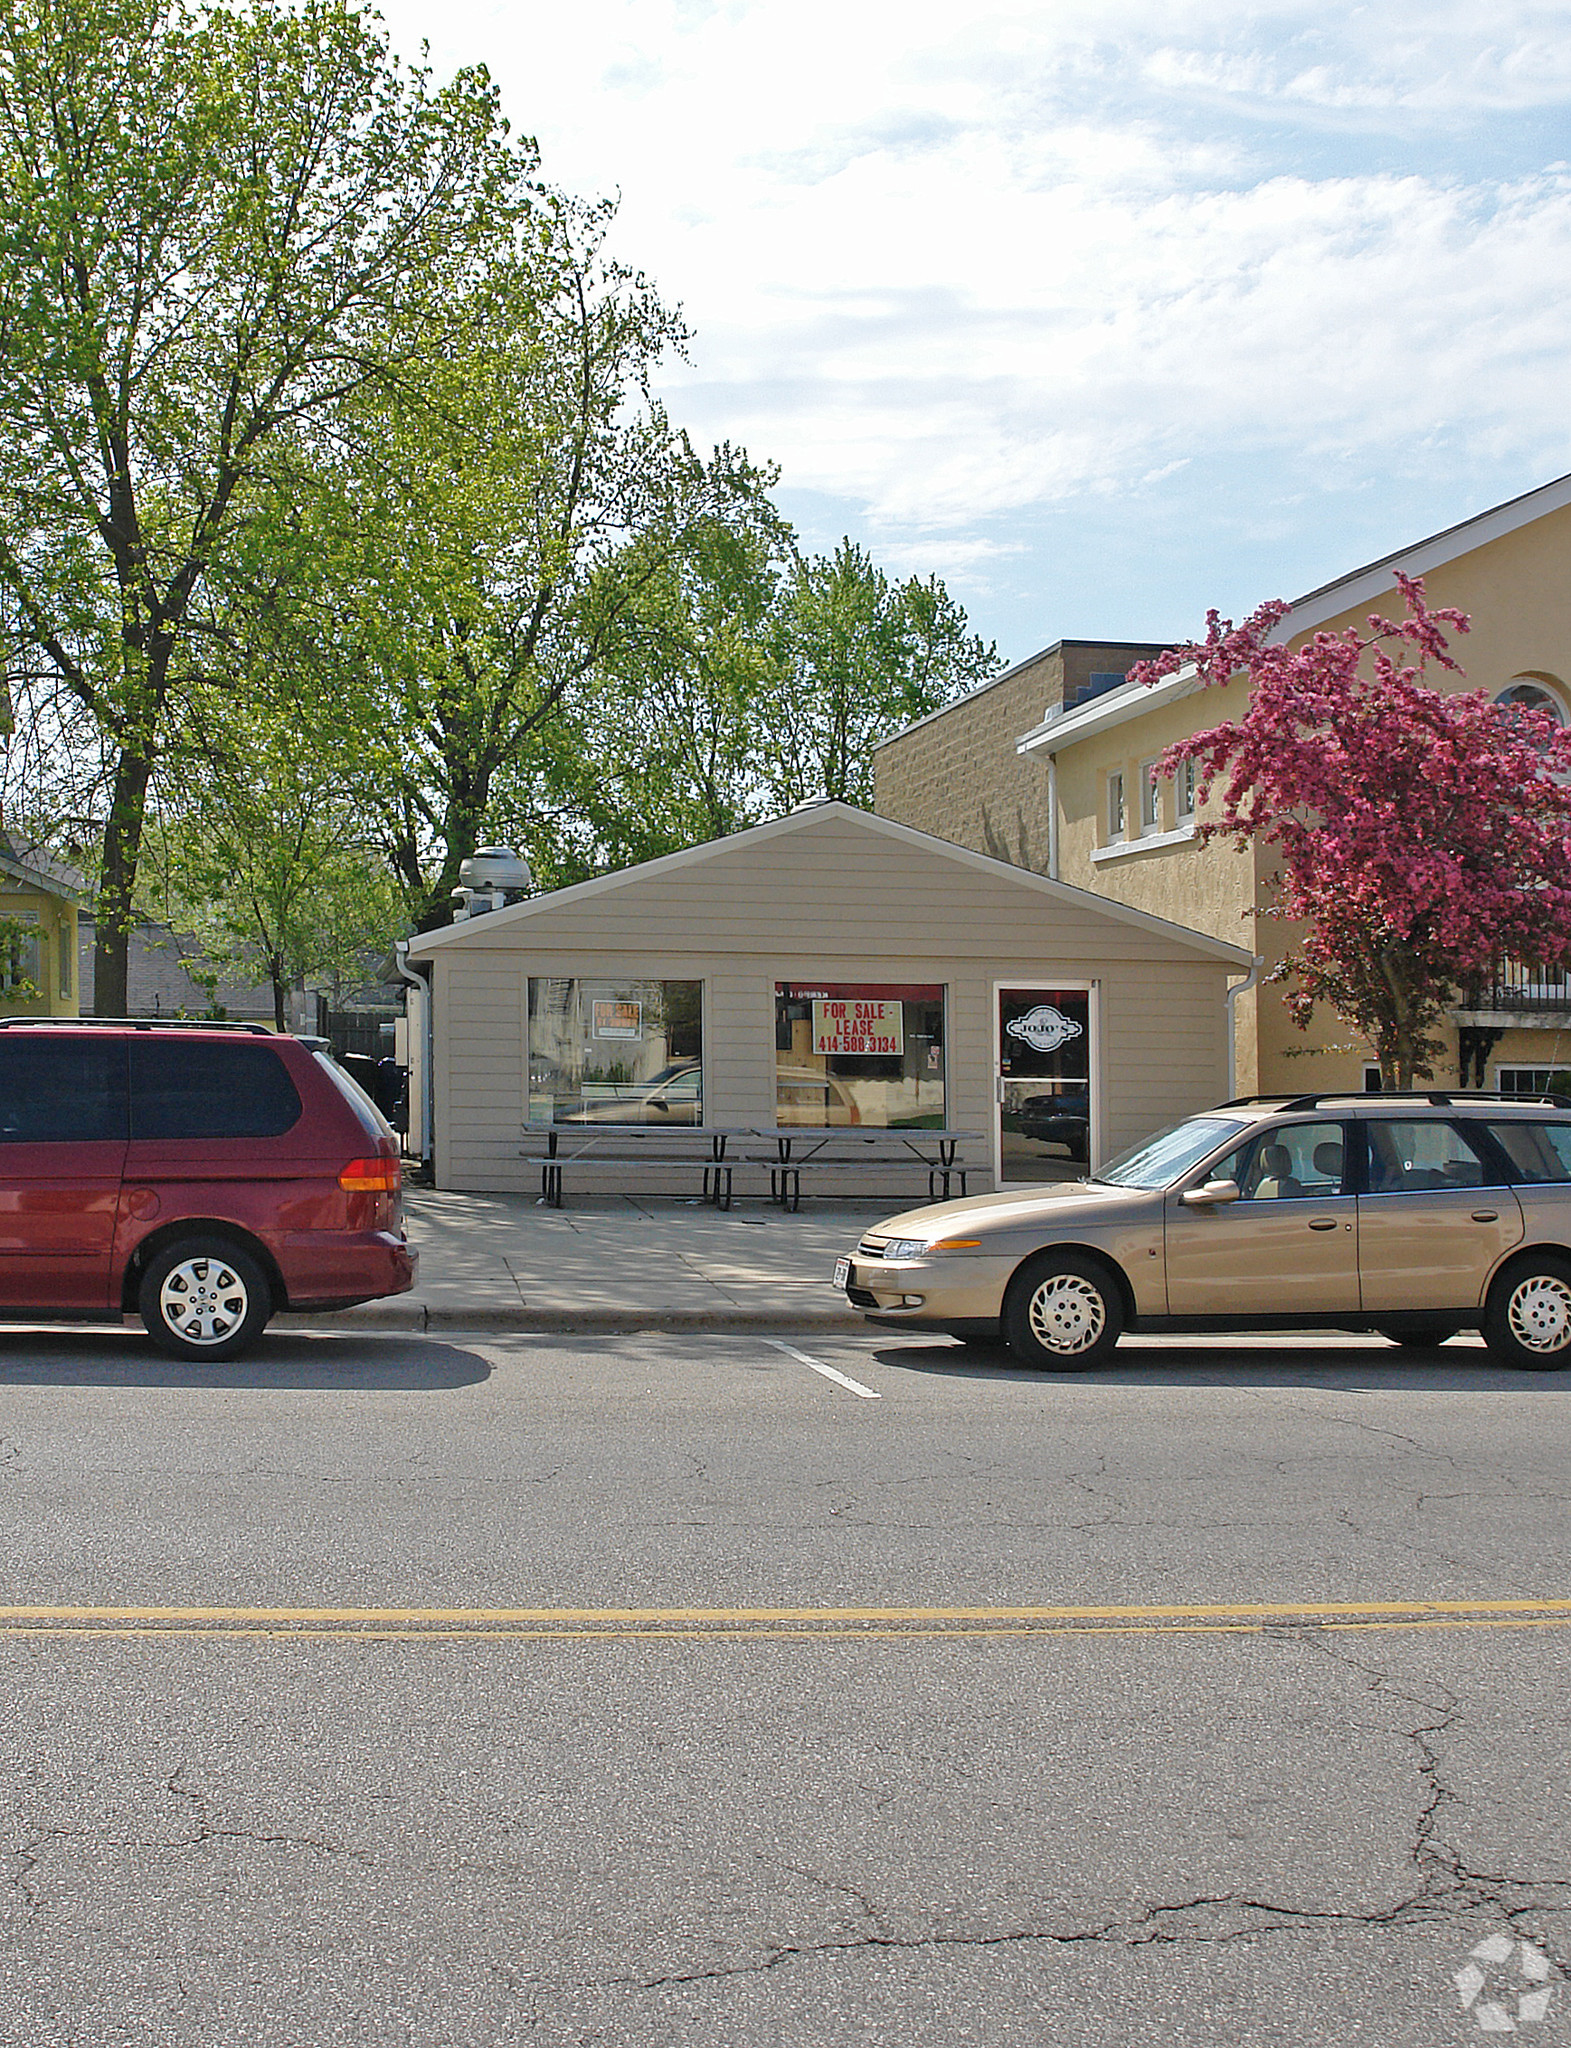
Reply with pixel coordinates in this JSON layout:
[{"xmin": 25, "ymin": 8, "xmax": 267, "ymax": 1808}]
[
  {"xmin": 0, "ymin": 840, "xmax": 81, "ymax": 1017},
  {"xmin": 876, "ymin": 472, "xmax": 1571, "ymax": 1098}
]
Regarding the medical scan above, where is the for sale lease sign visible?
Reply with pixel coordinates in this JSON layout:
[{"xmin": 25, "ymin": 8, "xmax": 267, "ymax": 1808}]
[{"xmin": 812, "ymin": 998, "xmax": 903, "ymax": 1057}]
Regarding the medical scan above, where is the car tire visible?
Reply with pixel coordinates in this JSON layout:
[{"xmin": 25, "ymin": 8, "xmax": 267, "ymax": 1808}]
[
  {"xmin": 138, "ymin": 1237, "xmax": 272, "ymax": 1362},
  {"xmin": 1378, "ymin": 1321, "xmax": 1462, "ymax": 1350},
  {"xmin": 1483, "ymin": 1257, "xmax": 1571, "ymax": 1371},
  {"xmin": 1004, "ymin": 1253, "xmax": 1123, "ymax": 1370}
]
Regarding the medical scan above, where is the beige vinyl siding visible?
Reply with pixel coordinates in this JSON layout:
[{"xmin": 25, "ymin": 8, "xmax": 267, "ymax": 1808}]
[{"xmin": 414, "ymin": 806, "xmax": 1247, "ymax": 1193}]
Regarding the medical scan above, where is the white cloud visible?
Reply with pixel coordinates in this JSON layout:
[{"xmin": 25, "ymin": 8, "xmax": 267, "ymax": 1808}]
[{"xmin": 375, "ymin": 0, "xmax": 1571, "ymax": 571}]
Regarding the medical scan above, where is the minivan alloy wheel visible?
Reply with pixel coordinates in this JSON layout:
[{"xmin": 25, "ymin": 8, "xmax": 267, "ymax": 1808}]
[{"xmin": 139, "ymin": 1237, "xmax": 272, "ymax": 1361}]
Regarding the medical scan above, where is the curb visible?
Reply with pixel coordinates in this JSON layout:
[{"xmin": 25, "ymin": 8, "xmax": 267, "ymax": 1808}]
[{"xmin": 277, "ymin": 1303, "xmax": 865, "ymax": 1337}]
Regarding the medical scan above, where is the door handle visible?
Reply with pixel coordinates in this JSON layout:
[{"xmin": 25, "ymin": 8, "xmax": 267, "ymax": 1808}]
[
  {"xmin": 1307, "ymin": 1218, "xmax": 1338, "ymax": 1231},
  {"xmin": 1471, "ymin": 1210, "xmax": 1499, "ymax": 1223}
]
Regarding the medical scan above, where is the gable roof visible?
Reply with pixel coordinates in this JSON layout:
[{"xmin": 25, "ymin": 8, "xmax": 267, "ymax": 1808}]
[
  {"xmin": 1017, "ymin": 468, "xmax": 1571, "ymax": 757},
  {"xmin": 406, "ymin": 800, "xmax": 1252, "ymax": 966}
]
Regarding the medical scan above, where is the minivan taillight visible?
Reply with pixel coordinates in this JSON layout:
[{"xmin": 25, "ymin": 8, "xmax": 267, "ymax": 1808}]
[{"xmin": 339, "ymin": 1156, "xmax": 400, "ymax": 1193}]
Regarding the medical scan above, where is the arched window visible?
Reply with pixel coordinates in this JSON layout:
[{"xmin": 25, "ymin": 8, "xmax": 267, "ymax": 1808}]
[{"xmin": 1496, "ymin": 675, "xmax": 1568, "ymax": 726}]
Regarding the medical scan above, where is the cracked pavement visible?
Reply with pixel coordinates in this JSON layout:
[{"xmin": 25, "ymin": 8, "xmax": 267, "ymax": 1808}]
[{"xmin": 0, "ymin": 1323, "xmax": 1567, "ymax": 2045}]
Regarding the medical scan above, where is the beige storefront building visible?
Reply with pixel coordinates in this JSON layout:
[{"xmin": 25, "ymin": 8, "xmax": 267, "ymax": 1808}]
[{"xmin": 404, "ymin": 803, "xmax": 1251, "ymax": 1197}]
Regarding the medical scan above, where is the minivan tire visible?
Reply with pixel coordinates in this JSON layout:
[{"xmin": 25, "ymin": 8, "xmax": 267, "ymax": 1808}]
[
  {"xmin": 1004, "ymin": 1252, "xmax": 1123, "ymax": 1370},
  {"xmin": 139, "ymin": 1237, "xmax": 272, "ymax": 1362},
  {"xmin": 1483, "ymin": 1255, "xmax": 1571, "ymax": 1371}
]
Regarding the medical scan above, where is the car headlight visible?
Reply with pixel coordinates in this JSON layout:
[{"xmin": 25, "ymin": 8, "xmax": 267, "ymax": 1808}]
[{"xmin": 883, "ymin": 1237, "xmax": 929, "ymax": 1261}]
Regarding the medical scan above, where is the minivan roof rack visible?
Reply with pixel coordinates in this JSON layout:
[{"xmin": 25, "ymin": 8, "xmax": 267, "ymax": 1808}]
[
  {"xmin": 0, "ymin": 1016, "xmax": 275, "ymax": 1034},
  {"xmin": 1219, "ymin": 1088, "xmax": 1571, "ymax": 1111}
]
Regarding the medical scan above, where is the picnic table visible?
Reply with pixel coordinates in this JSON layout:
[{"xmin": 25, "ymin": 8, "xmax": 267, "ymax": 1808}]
[
  {"xmin": 518, "ymin": 1124, "xmax": 754, "ymax": 1209},
  {"xmin": 745, "ymin": 1127, "xmax": 980, "ymax": 1211}
]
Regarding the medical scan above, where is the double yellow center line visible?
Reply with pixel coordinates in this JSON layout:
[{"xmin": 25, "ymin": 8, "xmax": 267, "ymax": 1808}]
[{"xmin": 0, "ymin": 1599, "xmax": 1568, "ymax": 1641}]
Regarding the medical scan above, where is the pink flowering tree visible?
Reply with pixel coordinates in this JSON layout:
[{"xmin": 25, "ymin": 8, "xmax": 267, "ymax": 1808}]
[{"xmin": 1131, "ymin": 575, "xmax": 1571, "ymax": 1088}]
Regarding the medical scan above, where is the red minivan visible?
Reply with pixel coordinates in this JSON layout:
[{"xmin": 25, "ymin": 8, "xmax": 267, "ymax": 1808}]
[{"xmin": 0, "ymin": 1020, "xmax": 416, "ymax": 1359}]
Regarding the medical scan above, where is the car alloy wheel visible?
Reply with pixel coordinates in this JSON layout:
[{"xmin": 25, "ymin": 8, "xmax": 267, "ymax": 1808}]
[
  {"xmin": 1004, "ymin": 1253, "xmax": 1123, "ymax": 1370},
  {"xmin": 139, "ymin": 1238, "xmax": 272, "ymax": 1361}
]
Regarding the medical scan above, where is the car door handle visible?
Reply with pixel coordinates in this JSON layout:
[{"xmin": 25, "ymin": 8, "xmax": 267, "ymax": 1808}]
[
  {"xmin": 1307, "ymin": 1217, "xmax": 1339, "ymax": 1231},
  {"xmin": 1471, "ymin": 1210, "xmax": 1499, "ymax": 1223}
]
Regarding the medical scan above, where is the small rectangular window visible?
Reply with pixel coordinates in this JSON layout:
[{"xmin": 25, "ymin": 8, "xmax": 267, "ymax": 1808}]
[
  {"xmin": 1176, "ymin": 758, "xmax": 1197, "ymax": 821},
  {"xmin": 1139, "ymin": 761, "xmax": 1161, "ymax": 833},
  {"xmin": 1496, "ymin": 1066, "xmax": 1571, "ymax": 1098},
  {"xmin": 1106, "ymin": 772, "xmax": 1125, "ymax": 841},
  {"xmin": 0, "ymin": 919, "xmax": 41, "ymax": 994}
]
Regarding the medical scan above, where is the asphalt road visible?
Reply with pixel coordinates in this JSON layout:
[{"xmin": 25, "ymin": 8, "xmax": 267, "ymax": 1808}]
[{"xmin": 0, "ymin": 1322, "xmax": 1568, "ymax": 2047}]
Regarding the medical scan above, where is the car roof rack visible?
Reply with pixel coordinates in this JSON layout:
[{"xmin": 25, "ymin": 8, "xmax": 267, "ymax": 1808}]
[
  {"xmin": 1219, "ymin": 1088, "xmax": 1571, "ymax": 1111},
  {"xmin": 0, "ymin": 1016, "xmax": 275, "ymax": 1034}
]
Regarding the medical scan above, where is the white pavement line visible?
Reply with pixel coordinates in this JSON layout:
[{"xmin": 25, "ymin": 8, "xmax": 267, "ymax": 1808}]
[{"xmin": 763, "ymin": 1337, "xmax": 881, "ymax": 1400}]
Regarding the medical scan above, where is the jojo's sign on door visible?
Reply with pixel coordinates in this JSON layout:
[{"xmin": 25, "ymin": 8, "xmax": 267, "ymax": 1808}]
[{"xmin": 812, "ymin": 999, "xmax": 903, "ymax": 1057}]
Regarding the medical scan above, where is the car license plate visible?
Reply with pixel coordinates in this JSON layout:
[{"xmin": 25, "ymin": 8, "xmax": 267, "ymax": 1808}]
[{"xmin": 834, "ymin": 1257, "xmax": 851, "ymax": 1290}]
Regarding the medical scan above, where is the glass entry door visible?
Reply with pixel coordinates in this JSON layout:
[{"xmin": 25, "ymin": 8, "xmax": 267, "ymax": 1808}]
[{"xmin": 997, "ymin": 987, "xmax": 1092, "ymax": 1185}]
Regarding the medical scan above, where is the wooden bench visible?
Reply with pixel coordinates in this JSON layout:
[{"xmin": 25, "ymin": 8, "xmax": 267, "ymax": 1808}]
[{"xmin": 519, "ymin": 1127, "xmax": 742, "ymax": 1209}]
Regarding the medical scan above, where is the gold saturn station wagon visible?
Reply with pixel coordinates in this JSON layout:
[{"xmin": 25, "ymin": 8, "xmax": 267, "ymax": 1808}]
[{"xmin": 835, "ymin": 1092, "xmax": 1571, "ymax": 1371}]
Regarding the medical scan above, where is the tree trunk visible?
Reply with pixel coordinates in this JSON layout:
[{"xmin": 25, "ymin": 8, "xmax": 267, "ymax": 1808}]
[{"xmin": 93, "ymin": 750, "xmax": 155, "ymax": 1016}]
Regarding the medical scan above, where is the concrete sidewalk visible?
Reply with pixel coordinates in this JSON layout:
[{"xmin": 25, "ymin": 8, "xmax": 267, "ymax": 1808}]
[{"xmin": 295, "ymin": 1187, "xmax": 892, "ymax": 1335}]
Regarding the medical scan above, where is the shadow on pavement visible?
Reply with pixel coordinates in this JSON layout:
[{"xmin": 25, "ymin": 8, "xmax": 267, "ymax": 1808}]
[
  {"xmin": 869, "ymin": 1337, "xmax": 1571, "ymax": 1392},
  {"xmin": 0, "ymin": 1328, "xmax": 492, "ymax": 1391}
]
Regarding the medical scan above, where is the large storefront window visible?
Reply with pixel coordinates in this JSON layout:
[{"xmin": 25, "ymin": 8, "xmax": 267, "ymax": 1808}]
[
  {"xmin": 528, "ymin": 978, "xmax": 703, "ymax": 1125},
  {"xmin": 773, "ymin": 983, "xmax": 945, "ymax": 1127}
]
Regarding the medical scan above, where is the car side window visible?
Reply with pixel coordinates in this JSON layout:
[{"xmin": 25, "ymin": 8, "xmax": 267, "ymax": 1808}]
[
  {"xmin": 130, "ymin": 1041, "xmax": 303, "ymax": 1140},
  {"xmin": 1212, "ymin": 1121, "xmax": 1348, "ymax": 1201},
  {"xmin": 1483, "ymin": 1121, "xmax": 1571, "ymax": 1184},
  {"xmin": 1361, "ymin": 1119, "xmax": 1498, "ymax": 1195},
  {"xmin": 0, "ymin": 1038, "xmax": 127, "ymax": 1142}
]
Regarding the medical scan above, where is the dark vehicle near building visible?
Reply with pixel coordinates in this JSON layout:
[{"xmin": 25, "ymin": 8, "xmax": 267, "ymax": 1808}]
[
  {"xmin": 838, "ymin": 1091, "xmax": 1571, "ymax": 1372},
  {"xmin": 1010, "ymin": 1088, "xmax": 1090, "ymax": 1161},
  {"xmin": 0, "ymin": 1021, "xmax": 415, "ymax": 1359}
]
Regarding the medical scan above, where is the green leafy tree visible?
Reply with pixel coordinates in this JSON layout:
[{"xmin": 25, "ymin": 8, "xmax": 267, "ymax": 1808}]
[
  {"xmin": 532, "ymin": 504, "xmax": 790, "ymax": 875},
  {"xmin": 757, "ymin": 542, "xmax": 1001, "ymax": 810},
  {"xmin": 149, "ymin": 696, "xmax": 405, "ymax": 1031},
  {"xmin": 321, "ymin": 208, "xmax": 778, "ymax": 928},
  {"xmin": 0, "ymin": 0, "xmax": 532, "ymax": 1010}
]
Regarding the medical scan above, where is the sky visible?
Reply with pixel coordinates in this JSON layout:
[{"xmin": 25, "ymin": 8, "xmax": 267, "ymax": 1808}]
[{"xmin": 373, "ymin": 0, "xmax": 1571, "ymax": 667}]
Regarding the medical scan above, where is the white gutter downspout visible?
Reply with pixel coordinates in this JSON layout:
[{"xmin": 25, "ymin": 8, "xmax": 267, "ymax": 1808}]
[
  {"xmin": 393, "ymin": 939, "xmax": 434, "ymax": 1176},
  {"xmin": 1226, "ymin": 956, "xmax": 1265, "ymax": 1098},
  {"xmin": 1047, "ymin": 753, "xmax": 1060, "ymax": 882}
]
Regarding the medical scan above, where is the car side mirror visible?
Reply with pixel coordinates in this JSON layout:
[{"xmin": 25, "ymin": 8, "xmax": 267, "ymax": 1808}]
[
  {"xmin": 651, "ymin": 1098, "xmax": 670, "ymax": 1115},
  {"xmin": 1183, "ymin": 1178, "xmax": 1240, "ymax": 1207}
]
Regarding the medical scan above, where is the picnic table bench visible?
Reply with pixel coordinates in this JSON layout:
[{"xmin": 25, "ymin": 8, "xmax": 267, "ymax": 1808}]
[
  {"xmin": 745, "ymin": 1128, "xmax": 979, "ymax": 1211},
  {"xmin": 519, "ymin": 1125, "xmax": 751, "ymax": 1209}
]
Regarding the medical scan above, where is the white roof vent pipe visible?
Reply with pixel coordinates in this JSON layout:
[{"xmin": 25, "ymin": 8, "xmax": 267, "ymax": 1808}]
[{"xmin": 451, "ymin": 846, "xmax": 532, "ymax": 921}]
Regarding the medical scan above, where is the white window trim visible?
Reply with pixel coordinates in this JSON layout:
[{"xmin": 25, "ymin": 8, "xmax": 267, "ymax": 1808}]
[
  {"xmin": 1090, "ymin": 820, "xmax": 1198, "ymax": 865},
  {"xmin": 1175, "ymin": 757, "xmax": 1197, "ymax": 823},
  {"xmin": 1138, "ymin": 759, "xmax": 1162, "ymax": 834},
  {"xmin": 1105, "ymin": 771, "xmax": 1126, "ymax": 844}
]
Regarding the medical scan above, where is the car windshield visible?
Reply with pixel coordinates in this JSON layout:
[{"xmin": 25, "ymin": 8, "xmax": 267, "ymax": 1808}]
[{"xmin": 1093, "ymin": 1115, "xmax": 1248, "ymax": 1190}]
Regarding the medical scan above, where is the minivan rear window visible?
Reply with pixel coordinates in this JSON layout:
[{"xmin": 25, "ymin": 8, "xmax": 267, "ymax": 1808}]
[
  {"xmin": 130, "ymin": 1041, "xmax": 302, "ymax": 1140},
  {"xmin": 0, "ymin": 1038, "xmax": 126, "ymax": 1142}
]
